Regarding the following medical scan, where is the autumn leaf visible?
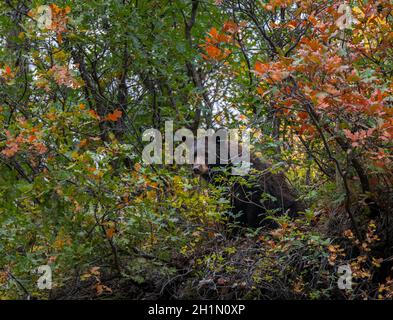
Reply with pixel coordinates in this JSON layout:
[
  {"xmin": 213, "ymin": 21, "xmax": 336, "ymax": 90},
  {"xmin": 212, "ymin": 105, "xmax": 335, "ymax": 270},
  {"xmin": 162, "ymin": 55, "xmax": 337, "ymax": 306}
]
[
  {"xmin": 78, "ymin": 139, "xmax": 88, "ymax": 148},
  {"xmin": 95, "ymin": 283, "xmax": 112, "ymax": 295},
  {"xmin": 88, "ymin": 109, "xmax": 100, "ymax": 120},
  {"xmin": 208, "ymin": 27, "xmax": 219, "ymax": 41},
  {"xmin": 134, "ymin": 162, "xmax": 142, "ymax": 172},
  {"xmin": 27, "ymin": 135, "xmax": 37, "ymax": 143},
  {"xmin": 297, "ymin": 112, "xmax": 309, "ymax": 120},
  {"xmin": 256, "ymin": 87, "xmax": 267, "ymax": 96},
  {"xmin": 223, "ymin": 20, "xmax": 238, "ymax": 34},
  {"xmin": 33, "ymin": 142, "xmax": 47, "ymax": 155},
  {"xmin": 1, "ymin": 143, "xmax": 19, "ymax": 158},
  {"xmin": 254, "ymin": 61, "xmax": 269, "ymax": 75},
  {"xmin": 95, "ymin": 284, "xmax": 104, "ymax": 295},
  {"xmin": 104, "ymin": 109, "xmax": 122, "ymax": 122},
  {"xmin": 50, "ymin": 65, "xmax": 81, "ymax": 88},
  {"xmin": 202, "ymin": 44, "xmax": 222, "ymax": 60},
  {"xmin": 105, "ymin": 227, "xmax": 116, "ymax": 239},
  {"xmin": 48, "ymin": 4, "xmax": 69, "ymax": 34}
]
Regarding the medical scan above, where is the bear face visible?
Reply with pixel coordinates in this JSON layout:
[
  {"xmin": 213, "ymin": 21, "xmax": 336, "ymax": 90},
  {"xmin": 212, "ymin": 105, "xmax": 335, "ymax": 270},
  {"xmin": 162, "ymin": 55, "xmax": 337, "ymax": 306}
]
[
  {"xmin": 192, "ymin": 136, "xmax": 244, "ymax": 183},
  {"xmin": 192, "ymin": 136, "xmax": 223, "ymax": 181}
]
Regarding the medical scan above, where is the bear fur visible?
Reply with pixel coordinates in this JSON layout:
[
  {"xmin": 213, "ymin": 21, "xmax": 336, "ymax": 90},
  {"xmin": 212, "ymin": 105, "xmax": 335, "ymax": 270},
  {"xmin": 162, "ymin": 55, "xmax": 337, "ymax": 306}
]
[{"xmin": 193, "ymin": 137, "xmax": 304, "ymax": 228}]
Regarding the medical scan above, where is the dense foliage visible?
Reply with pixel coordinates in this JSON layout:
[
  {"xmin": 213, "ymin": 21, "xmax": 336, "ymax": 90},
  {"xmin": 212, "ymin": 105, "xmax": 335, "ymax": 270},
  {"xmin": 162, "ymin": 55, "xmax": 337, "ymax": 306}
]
[{"xmin": 0, "ymin": 0, "xmax": 392, "ymax": 299}]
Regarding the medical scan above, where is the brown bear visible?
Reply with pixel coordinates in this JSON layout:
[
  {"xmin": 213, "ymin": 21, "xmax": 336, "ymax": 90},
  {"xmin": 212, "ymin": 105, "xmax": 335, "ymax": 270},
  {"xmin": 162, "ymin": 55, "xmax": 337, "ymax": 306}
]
[{"xmin": 192, "ymin": 136, "xmax": 304, "ymax": 228}]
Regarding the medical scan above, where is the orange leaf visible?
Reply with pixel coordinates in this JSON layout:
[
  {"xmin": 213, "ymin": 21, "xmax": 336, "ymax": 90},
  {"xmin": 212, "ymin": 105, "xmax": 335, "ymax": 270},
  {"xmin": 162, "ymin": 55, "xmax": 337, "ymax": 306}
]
[
  {"xmin": 256, "ymin": 87, "xmax": 265, "ymax": 95},
  {"xmin": 78, "ymin": 139, "xmax": 88, "ymax": 148},
  {"xmin": 254, "ymin": 61, "xmax": 269, "ymax": 75},
  {"xmin": 209, "ymin": 27, "xmax": 219, "ymax": 40},
  {"xmin": 106, "ymin": 227, "xmax": 115, "ymax": 239},
  {"xmin": 5, "ymin": 66, "xmax": 11, "ymax": 75},
  {"xmin": 105, "ymin": 109, "xmax": 122, "ymax": 122},
  {"xmin": 28, "ymin": 135, "xmax": 37, "ymax": 142},
  {"xmin": 205, "ymin": 45, "xmax": 222, "ymax": 59}
]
